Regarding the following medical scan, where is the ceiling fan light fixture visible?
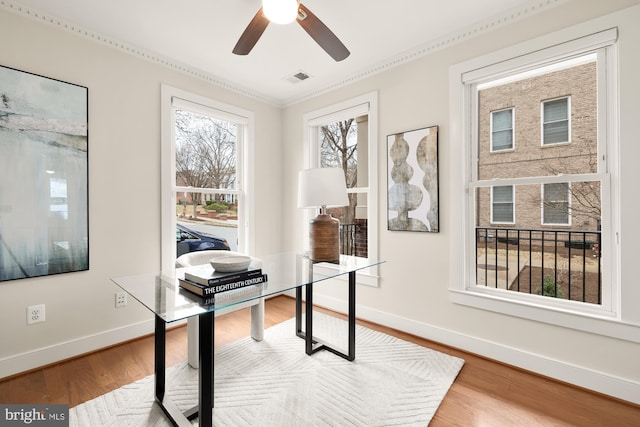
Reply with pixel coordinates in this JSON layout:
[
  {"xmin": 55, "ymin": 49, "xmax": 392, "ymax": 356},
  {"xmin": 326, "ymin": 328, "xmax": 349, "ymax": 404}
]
[
  {"xmin": 235, "ymin": 1, "xmax": 349, "ymax": 61},
  {"xmin": 262, "ymin": 0, "xmax": 299, "ymax": 24}
]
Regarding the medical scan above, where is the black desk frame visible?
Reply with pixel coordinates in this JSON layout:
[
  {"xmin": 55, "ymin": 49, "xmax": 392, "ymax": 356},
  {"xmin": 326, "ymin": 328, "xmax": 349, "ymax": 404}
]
[
  {"xmin": 155, "ymin": 311, "xmax": 215, "ymax": 427},
  {"xmin": 152, "ymin": 270, "xmax": 357, "ymax": 427},
  {"xmin": 295, "ymin": 270, "xmax": 356, "ymax": 361}
]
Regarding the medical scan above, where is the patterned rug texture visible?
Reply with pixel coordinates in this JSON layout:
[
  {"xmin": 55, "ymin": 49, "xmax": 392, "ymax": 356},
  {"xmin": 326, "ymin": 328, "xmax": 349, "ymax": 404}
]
[{"xmin": 70, "ymin": 313, "xmax": 464, "ymax": 426}]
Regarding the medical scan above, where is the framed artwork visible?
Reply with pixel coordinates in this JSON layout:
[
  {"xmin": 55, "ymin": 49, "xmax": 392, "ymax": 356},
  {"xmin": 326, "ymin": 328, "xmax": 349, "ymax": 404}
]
[
  {"xmin": 0, "ymin": 65, "xmax": 88, "ymax": 282},
  {"xmin": 387, "ymin": 125, "xmax": 439, "ymax": 232}
]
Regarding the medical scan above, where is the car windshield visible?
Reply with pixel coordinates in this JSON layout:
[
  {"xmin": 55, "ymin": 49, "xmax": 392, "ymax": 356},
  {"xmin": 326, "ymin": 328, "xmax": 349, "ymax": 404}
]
[{"xmin": 177, "ymin": 227, "xmax": 198, "ymax": 241}]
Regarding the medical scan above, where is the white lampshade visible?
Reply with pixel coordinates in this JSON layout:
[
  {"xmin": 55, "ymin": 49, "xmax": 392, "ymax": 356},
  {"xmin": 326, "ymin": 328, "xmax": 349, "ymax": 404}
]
[
  {"xmin": 263, "ymin": 0, "xmax": 299, "ymax": 25},
  {"xmin": 297, "ymin": 168, "xmax": 349, "ymax": 209}
]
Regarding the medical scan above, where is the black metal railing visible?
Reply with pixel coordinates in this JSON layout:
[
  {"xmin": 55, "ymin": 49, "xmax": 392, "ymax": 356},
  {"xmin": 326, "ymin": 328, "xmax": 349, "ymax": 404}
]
[
  {"xmin": 340, "ymin": 223, "xmax": 358, "ymax": 256},
  {"xmin": 476, "ymin": 227, "xmax": 602, "ymax": 304}
]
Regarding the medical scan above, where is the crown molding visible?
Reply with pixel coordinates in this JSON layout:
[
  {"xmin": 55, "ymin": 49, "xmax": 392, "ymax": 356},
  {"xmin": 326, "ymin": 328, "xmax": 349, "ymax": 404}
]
[
  {"xmin": 1, "ymin": 0, "xmax": 565, "ymax": 108},
  {"xmin": 281, "ymin": 0, "xmax": 567, "ymax": 106},
  {"xmin": 0, "ymin": 0, "xmax": 283, "ymax": 106}
]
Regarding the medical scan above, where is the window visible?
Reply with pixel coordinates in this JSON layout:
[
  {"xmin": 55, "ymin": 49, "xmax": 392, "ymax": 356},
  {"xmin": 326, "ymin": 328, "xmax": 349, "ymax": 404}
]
[
  {"xmin": 49, "ymin": 177, "xmax": 68, "ymax": 220},
  {"xmin": 542, "ymin": 97, "xmax": 570, "ymax": 145},
  {"xmin": 303, "ymin": 92, "xmax": 379, "ymax": 286},
  {"xmin": 491, "ymin": 108, "xmax": 514, "ymax": 151},
  {"xmin": 161, "ymin": 85, "xmax": 254, "ymax": 272},
  {"xmin": 542, "ymin": 183, "xmax": 570, "ymax": 225},
  {"xmin": 319, "ymin": 117, "xmax": 367, "ymax": 257},
  {"xmin": 491, "ymin": 186, "xmax": 514, "ymax": 223},
  {"xmin": 450, "ymin": 27, "xmax": 619, "ymax": 331}
]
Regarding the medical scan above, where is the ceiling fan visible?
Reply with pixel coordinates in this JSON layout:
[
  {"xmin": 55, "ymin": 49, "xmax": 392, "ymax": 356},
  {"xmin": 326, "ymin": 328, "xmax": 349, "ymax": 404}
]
[{"xmin": 233, "ymin": 0, "xmax": 350, "ymax": 62}]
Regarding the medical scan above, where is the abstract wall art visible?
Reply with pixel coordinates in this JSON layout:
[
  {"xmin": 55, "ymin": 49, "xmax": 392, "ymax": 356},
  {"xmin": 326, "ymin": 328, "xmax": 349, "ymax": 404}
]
[
  {"xmin": 387, "ymin": 125, "xmax": 439, "ymax": 232},
  {"xmin": 0, "ymin": 65, "xmax": 88, "ymax": 282}
]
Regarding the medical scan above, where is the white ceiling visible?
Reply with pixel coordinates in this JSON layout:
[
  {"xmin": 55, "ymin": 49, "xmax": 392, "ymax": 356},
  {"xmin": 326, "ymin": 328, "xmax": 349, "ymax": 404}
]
[{"xmin": 5, "ymin": 0, "xmax": 561, "ymax": 105}]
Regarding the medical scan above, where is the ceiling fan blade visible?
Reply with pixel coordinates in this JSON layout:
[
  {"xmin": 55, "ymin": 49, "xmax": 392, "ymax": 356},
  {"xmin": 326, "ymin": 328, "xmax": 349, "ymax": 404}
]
[
  {"xmin": 233, "ymin": 8, "xmax": 270, "ymax": 55},
  {"xmin": 296, "ymin": 3, "xmax": 350, "ymax": 62}
]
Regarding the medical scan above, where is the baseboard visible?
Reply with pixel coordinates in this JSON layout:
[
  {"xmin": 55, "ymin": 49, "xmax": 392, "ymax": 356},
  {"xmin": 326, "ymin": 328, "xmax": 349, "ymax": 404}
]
[
  {"xmin": 0, "ymin": 319, "xmax": 155, "ymax": 379},
  {"xmin": 311, "ymin": 293, "xmax": 640, "ymax": 405},
  {"xmin": 4, "ymin": 293, "xmax": 639, "ymax": 405}
]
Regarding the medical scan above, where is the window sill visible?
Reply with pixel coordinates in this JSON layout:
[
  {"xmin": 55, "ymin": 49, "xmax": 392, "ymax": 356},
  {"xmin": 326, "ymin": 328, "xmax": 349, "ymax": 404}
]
[
  {"xmin": 449, "ymin": 287, "xmax": 640, "ymax": 343},
  {"xmin": 541, "ymin": 141, "xmax": 571, "ymax": 147}
]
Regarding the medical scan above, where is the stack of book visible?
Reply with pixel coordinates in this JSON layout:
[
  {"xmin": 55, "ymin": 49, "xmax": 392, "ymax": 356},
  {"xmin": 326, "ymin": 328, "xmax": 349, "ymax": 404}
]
[{"xmin": 178, "ymin": 263, "xmax": 268, "ymax": 298}]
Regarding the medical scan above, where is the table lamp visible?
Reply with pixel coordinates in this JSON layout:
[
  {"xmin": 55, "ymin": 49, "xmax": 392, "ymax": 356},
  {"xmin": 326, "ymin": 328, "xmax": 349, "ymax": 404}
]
[{"xmin": 297, "ymin": 168, "xmax": 349, "ymax": 262}]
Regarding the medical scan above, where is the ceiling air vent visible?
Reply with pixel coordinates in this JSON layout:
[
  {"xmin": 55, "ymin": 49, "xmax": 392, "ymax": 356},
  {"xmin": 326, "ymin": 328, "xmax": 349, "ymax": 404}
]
[{"xmin": 285, "ymin": 70, "xmax": 311, "ymax": 84}]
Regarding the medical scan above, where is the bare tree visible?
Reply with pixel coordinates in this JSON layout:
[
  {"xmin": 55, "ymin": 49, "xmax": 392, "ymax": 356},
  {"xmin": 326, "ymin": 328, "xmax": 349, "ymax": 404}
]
[
  {"xmin": 175, "ymin": 110, "xmax": 236, "ymax": 216},
  {"xmin": 320, "ymin": 119, "xmax": 357, "ymax": 223},
  {"xmin": 540, "ymin": 150, "xmax": 601, "ymax": 225}
]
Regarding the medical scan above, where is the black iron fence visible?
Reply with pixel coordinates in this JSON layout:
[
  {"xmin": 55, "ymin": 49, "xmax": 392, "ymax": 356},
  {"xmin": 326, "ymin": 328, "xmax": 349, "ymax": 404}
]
[
  {"xmin": 340, "ymin": 223, "xmax": 358, "ymax": 255},
  {"xmin": 476, "ymin": 227, "xmax": 602, "ymax": 304},
  {"xmin": 339, "ymin": 222, "xmax": 368, "ymax": 258}
]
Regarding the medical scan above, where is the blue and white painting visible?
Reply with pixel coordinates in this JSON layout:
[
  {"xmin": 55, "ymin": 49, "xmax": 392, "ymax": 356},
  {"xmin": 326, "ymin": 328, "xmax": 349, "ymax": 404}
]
[{"xmin": 0, "ymin": 65, "xmax": 88, "ymax": 282}]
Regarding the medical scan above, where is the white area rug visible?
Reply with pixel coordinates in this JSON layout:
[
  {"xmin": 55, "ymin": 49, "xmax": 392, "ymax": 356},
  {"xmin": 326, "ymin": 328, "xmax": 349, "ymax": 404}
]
[{"xmin": 70, "ymin": 314, "xmax": 464, "ymax": 426}]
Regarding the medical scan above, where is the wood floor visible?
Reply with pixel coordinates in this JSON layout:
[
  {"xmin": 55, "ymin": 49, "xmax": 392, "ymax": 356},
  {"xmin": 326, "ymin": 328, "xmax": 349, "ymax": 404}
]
[{"xmin": 1, "ymin": 295, "xmax": 639, "ymax": 426}]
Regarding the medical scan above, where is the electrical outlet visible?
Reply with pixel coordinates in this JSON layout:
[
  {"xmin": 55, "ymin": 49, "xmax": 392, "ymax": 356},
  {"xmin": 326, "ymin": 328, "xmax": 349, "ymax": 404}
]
[
  {"xmin": 115, "ymin": 291, "xmax": 128, "ymax": 308},
  {"xmin": 27, "ymin": 304, "xmax": 45, "ymax": 325}
]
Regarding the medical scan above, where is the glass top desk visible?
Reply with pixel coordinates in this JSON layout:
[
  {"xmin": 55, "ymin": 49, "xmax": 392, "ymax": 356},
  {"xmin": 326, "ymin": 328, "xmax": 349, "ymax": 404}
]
[{"xmin": 112, "ymin": 253, "xmax": 383, "ymax": 427}]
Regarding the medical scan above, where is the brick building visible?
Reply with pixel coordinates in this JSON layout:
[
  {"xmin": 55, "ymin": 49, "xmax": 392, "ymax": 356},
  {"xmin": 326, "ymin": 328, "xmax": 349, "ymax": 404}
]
[{"xmin": 476, "ymin": 60, "xmax": 600, "ymax": 232}]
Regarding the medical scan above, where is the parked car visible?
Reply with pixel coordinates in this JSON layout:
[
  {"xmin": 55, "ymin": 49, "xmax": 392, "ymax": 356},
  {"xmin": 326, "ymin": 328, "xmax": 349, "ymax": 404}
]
[{"xmin": 176, "ymin": 223, "xmax": 230, "ymax": 257}]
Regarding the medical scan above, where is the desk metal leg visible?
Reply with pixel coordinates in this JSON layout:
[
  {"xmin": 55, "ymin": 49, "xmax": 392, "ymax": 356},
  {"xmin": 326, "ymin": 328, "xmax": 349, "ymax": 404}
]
[
  {"xmin": 154, "ymin": 315, "xmax": 166, "ymax": 402},
  {"xmin": 154, "ymin": 312, "xmax": 215, "ymax": 427},
  {"xmin": 347, "ymin": 270, "xmax": 356, "ymax": 360},
  {"xmin": 294, "ymin": 284, "xmax": 317, "ymax": 354},
  {"xmin": 295, "ymin": 286, "xmax": 302, "ymax": 336},
  {"xmin": 154, "ymin": 315, "xmax": 190, "ymax": 427},
  {"xmin": 305, "ymin": 282, "xmax": 314, "ymax": 355},
  {"xmin": 295, "ymin": 271, "xmax": 357, "ymax": 361},
  {"xmin": 198, "ymin": 311, "xmax": 214, "ymax": 427}
]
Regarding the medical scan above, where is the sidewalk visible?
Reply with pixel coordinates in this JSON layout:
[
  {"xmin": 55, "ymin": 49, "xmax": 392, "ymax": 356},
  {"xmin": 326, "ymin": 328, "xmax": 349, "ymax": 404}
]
[
  {"xmin": 477, "ymin": 251, "xmax": 522, "ymax": 289},
  {"xmin": 179, "ymin": 215, "xmax": 238, "ymax": 228},
  {"xmin": 477, "ymin": 248, "xmax": 601, "ymax": 289}
]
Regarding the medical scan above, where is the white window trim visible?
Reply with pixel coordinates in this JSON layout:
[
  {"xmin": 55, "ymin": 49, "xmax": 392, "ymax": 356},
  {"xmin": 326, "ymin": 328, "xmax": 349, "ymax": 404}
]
[
  {"xmin": 490, "ymin": 185, "xmax": 515, "ymax": 224},
  {"xmin": 160, "ymin": 84, "xmax": 255, "ymax": 273},
  {"xmin": 490, "ymin": 107, "xmax": 515, "ymax": 152},
  {"xmin": 541, "ymin": 96, "xmax": 572, "ymax": 146},
  {"xmin": 449, "ymin": 26, "xmax": 636, "ymax": 343},
  {"xmin": 302, "ymin": 91, "xmax": 380, "ymax": 287},
  {"xmin": 541, "ymin": 182, "xmax": 571, "ymax": 226}
]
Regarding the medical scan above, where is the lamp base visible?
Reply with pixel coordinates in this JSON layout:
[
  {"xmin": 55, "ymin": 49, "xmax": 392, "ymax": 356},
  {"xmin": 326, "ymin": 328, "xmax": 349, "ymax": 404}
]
[{"xmin": 309, "ymin": 214, "xmax": 340, "ymax": 262}]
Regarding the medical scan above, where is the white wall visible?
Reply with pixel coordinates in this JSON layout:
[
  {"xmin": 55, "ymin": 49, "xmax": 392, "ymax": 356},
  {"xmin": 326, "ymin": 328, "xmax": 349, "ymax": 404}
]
[
  {"xmin": 1, "ymin": 0, "xmax": 639, "ymax": 406},
  {"xmin": 283, "ymin": 0, "xmax": 640, "ymax": 404},
  {"xmin": 0, "ymin": 8, "xmax": 283, "ymax": 377}
]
